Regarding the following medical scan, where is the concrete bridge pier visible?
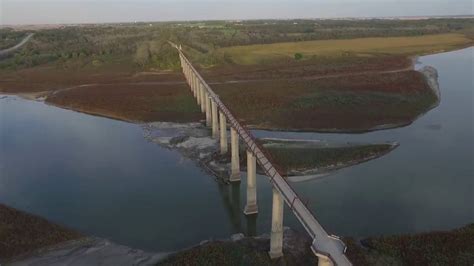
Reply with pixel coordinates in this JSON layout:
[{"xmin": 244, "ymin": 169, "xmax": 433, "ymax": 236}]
[
  {"xmin": 316, "ymin": 254, "xmax": 334, "ymax": 266},
  {"xmin": 192, "ymin": 75, "xmax": 197, "ymax": 98},
  {"xmin": 268, "ymin": 187, "xmax": 284, "ymax": 259},
  {"xmin": 205, "ymin": 96, "xmax": 212, "ymax": 127},
  {"xmin": 185, "ymin": 68, "xmax": 190, "ymax": 86},
  {"xmin": 196, "ymin": 81, "xmax": 201, "ymax": 106},
  {"xmin": 184, "ymin": 64, "xmax": 189, "ymax": 81},
  {"xmin": 244, "ymin": 151, "xmax": 258, "ymax": 215},
  {"xmin": 182, "ymin": 64, "xmax": 187, "ymax": 81},
  {"xmin": 190, "ymin": 73, "xmax": 194, "ymax": 95},
  {"xmin": 229, "ymin": 128, "xmax": 241, "ymax": 182},
  {"xmin": 200, "ymin": 84, "xmax": 206, "ymax": 113},
  {"xmin": 195, "ymin": 77, "xmax": 199, "ymax": 99},
  {"xmin": 211, "ymin": 100, "xmax": 219, "ymax": 138},
  {"xmin": 219, "ymin": 112, "xmax": 228, "ymax": 154},
  {"xmin": 186, "ymin": 66, "xmax": 190, "ymax": 83},
  {"xmin": 187, "ymin": 70, "xmax": 191, "ymax": 88}
]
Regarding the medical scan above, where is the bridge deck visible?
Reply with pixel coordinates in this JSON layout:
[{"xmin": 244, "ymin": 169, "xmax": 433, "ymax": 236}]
[{"xmin": 171, "ymin": 42, "xmax": 351, "ymax": 266}]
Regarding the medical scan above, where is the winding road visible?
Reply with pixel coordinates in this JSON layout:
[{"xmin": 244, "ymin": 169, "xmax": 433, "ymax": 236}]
[{"xmin": 0, "ymin": 33, "xmax": 34, "ymax": 58}]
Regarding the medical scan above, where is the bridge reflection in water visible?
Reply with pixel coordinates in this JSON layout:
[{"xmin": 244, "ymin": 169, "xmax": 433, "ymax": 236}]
[
  {"xmin": 169, "ymin": 42, "xmax": 351, "ymax": 266},
  {"xmin": 217, "ymin": 182, "xmax": 258, "ymax": 237}
]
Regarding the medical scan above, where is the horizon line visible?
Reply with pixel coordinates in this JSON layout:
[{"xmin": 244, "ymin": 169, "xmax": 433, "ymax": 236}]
[{"xmin": 2, "ymin": 14, "xmax": 473, "ymax": 27}]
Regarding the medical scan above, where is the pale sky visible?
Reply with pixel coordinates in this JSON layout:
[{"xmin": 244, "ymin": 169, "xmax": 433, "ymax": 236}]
[{"xmin": 1, "ymin": 0, "xmax": 473, "ymax": 25}]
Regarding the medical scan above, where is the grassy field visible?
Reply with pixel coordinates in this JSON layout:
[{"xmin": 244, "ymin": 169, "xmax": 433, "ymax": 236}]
[
  {"xmin": 202, "ymin": 55, "xmax": 411, "ymax": 81},
  {"xmin": 217, "ymin": 33, "xmax": 473, "ymax": 65}
]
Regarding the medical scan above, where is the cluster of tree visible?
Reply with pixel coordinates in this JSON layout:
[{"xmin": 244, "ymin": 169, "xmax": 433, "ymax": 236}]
[
  {"xmin": 1, "ymin": 18, "xmax": 472, "ymax": 70},
  {"xmin": 175, "ymin": 18, "xmax": 474, "ymax": 49},
  {"xmin": 0, "ymin": 24, "xmax": 180, "ymax": 70},
  {"xmin": 0, "ymin": 28, "xmax": 28, "ymax": 50},
  {"xmin": 134, "ymin": 40, "xmax": 180, "ymax": 70}
]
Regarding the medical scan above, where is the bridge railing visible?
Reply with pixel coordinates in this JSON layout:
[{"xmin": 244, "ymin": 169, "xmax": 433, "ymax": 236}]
[{"xmin": 170, "ymin": 42, "xmax": 351, "ymax": 266}]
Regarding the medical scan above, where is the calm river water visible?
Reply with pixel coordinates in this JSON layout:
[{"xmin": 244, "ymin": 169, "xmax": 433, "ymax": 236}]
[{"xmin": 0, "ymin": 47, "xmax": 472, "ymax": 252}]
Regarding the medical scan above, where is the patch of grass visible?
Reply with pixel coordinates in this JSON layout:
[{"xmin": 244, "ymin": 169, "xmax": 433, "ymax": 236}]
[
  {"xmin": 158, "ymin": 241, "xmax": 272, "ymax": 266},
  {"xmin": 217, "ymin": 33, "xmax": 473, "ymax": 65},
  {"xmin": 0, "ymin": 204, "xmax": 82, "ymax": 262},
  {"xmin": 157, "ymin": 230, "xmax": 317, "ymax": 266},
  {"xmin": 345, "ymin": 224, "xmax": 474, "ymax": 266},
  {"xmin": 260, "ymin": 142, "xmax": 394, "ymax": 173}
]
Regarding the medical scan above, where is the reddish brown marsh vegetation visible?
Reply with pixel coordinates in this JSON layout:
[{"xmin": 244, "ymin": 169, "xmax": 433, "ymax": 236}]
[
  {"xmin": 345, "ymin": 224, "xmax": 474, "ymax": 265},
  {"xmin": 46, "ymin": 83, "xmax": 203, "ymax": 123},
  {"xmin": 212, "ymin": 70, "xmax": 436, "ymax": 132},
  {"xmin": 0, "ymin": 204, "xmax": 82, "ymax": 262}
]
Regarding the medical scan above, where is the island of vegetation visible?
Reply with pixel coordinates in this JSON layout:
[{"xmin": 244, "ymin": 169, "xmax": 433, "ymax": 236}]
[{"xmin": 142, "ymin": 122, "xmax": 398, "ymax": 183}]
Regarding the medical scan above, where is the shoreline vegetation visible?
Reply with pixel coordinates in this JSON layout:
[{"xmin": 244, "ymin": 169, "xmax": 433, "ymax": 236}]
[
  {"xmin": 2, "ymin": 204, "xmax": 472, "ymax": 265},
  {"xmin": 0, "ymin": 204, "xmax": 82, "ymax": 263}
]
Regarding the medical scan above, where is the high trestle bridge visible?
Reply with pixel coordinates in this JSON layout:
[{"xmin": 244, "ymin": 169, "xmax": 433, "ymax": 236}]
[{"xmin": 170, "ymin": 42, "xmax": 352, "ymax": 266}]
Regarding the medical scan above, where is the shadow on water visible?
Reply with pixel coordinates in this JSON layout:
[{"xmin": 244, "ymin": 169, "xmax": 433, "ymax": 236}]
[{"xmin": 216, "ymin": 180, "xmax": 258, "ymax": 237}]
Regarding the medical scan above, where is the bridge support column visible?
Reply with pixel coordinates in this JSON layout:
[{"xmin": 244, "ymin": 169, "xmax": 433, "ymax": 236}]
[
  {"xmin": 211, "ymin": 100, "xmax": 219, "ymax": 138},
  {"xmin": 269, "ymin": 187, "xmax": 284, "ymax": 259},
  {"xmin": 229, "ymin": 127, "xmax": 241, "ymax": 182},
  {"xmin": 219, "ymin": 112, "xmax": 228, "ymax": 154},
  {"xmin": 205, "ymin": 95, "xmax": 212, "ymax": 127},
  {"xmin": 192, "ymin": 75, "xmax": 197, "ymax": 97},
  {"xmin": 186, "ymin": 66, "xmax": 190, "ymax": 82},
  {"xmin": 187, "ymin": 69, "xmax": 191, "ymax": 87},
  {"xmin": 316, "ymin": 254, "xmax": 334, "ymax": 266},
  {"xmin": 184, "ymin": 64, "xmax": 189, "ymax": 81},
  {"xmin": 186, "ymin": 68, "xmax": 190, "ymax": 86},
  {"xmin": 196, "ymin": 81, "xmax": 201, "ymax": 105},
  {"xmin": 244, "ymin": 151, "xmax": 258, "ymax": 215},
  {"xmin": 200, "ymin": 84, "xmax": 206, "ymax": 113}
]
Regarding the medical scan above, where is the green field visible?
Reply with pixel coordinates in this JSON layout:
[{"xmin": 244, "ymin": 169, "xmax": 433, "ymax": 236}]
[{"xmin": 217, "ymin": 33, "xmax": 473, "ymax": 65}]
